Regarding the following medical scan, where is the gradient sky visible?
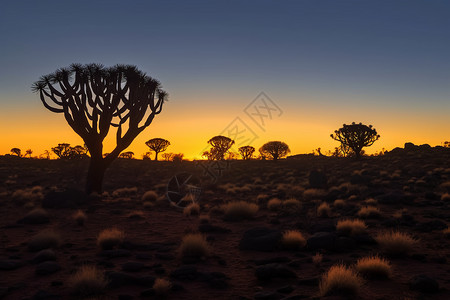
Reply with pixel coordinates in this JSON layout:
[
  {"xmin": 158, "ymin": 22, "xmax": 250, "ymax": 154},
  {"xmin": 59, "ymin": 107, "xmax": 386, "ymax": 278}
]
[{"xmin": 1, "ymin": 0, "xmax": 449, "ymax": 159}]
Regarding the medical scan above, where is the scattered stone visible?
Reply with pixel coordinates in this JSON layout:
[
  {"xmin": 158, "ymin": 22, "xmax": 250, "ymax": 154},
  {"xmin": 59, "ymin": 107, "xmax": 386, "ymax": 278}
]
[
  {"xmin": 255, "ymin": 264, "xmax": 297, "ymax": 281},
  {"xmin": 239, "ymin": 227, "xmax": 282, "ymax": 252},
  {"xmin": 32, "ymin": 249, "xmax": 56, "ymax": 264},
  {"xmin": 0, "ymin": 259, "xmax": 22, "ymax": 270},
  {"xmin": 170, "ymin": 266, "xmax": 199, "ymax": 281},
  {"xmin": 198, "ymin": 224, "xmax": 231, "ymax": 233},
  {"xmin": 409, "ymin": 275, "xmax": 439, "ymax": 293},
  {"xmin": 121, "ymin": 261, "xmax": 145, "ymax": 272},
  {"xmin": 35, "ymin": 262, "xmax": 61, "ymax": 276},
  {"xmin": 306, "ymin": 232, "xmax": 336, "ymax": 251},
  {"xmin": 99, "ymin": 249, "xmax": 131, "ymax": 258}
]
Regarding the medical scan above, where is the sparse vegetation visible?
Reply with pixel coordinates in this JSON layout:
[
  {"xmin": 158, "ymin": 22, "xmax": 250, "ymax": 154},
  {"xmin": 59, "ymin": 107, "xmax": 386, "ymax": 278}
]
[
  {"xmin": 73, "ymin": 210, "xmax": 87, "ymax": 225},
  {"xmin": 333, "ymin": 199, "xmax": 345, "ymax": 208},
  {"xmin": 281, "ymin": 230, "xmax": 306, "ymax": 250},
  {"xmin": 317, "ymin": 202, "xmax": 331, "ymax": 217},
  {"xmin": 356, "ymin": 255, "xmax": 392, "ymax": 279},
  {"xmin": 69, "ymin": 265, "xmax": 108, "ymax": 297},
  {"xmin": 312, "ymin": 253, "xmax": 323, "ymax": 266},
  {"xmin": 221, "ymin": 201, "xmax": 259, "ymax": 221},
  {"xmin": 267, "ymin": 198, "xmax": 282, "ymax": 211},
  {"xmin": 97, "ymin": 228, "xmax": 125, "ymax": 250},
  {"xmin": 336, "ymin": 219, "xmax": 367, "ymax": 236},
  {"xmin": 283, "ymin": 198, "xmax": 302, "ymax": 211},
  {"xmin": 178, "ymin": 233, "xmax": 210, "ymax": 259},
  {"xmin": 357, "ymin": 206, "xmax": 381, "ymax": 218},
  {"xmin": 183, "ymin": 202, "xmax": 200, "ymax": 216},
  {"xmin": 319, "ymin": 264, "xmax": 363, "ymax": 296},
  {"xmin": 375, "ymin": 231, "xmax": 417, "ymax": 256}
]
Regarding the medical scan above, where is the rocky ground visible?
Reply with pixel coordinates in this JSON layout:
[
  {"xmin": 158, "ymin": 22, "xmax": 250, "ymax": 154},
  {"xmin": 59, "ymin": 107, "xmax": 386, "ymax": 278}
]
[{"xmin": 0, "ymin": 144, "xmax": 450, "ymax": 299}]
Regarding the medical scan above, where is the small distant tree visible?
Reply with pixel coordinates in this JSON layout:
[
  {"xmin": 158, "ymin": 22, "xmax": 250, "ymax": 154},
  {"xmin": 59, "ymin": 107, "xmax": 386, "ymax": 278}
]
[
  {"xmin": 238, "ymin": 146, "xmax": 255, "ymax": 160},
  {"xmin": 142, "ymin": 151, "xmax": 153, "ymax": 160},
  {"xmin": 207, "ymin": 135, "xmax": 235, "ymax": 160},
  {"xmin": 260, "ymin": 141, "xmax": 290, "ymax": 160},
  {"xmin": 52, "ymin": 143, "xmax": 74, "ymax": 159},
  {"xmin": 33, "ymin": 63, "xmax": 167, "ymax": 194},
  {"xmin": 25, "ymin": 149, "xmax": 33, "ymax": 158},
  {"xmin": 162, "ymin": 152, "xmax": 174, "ymax": 161},
  {"xmin": 331, "ymin": 122, "xmax": 380, "ymax": 158},
  {"xmin": 444, "ymin": 141, "xmax": 450, "ymax": 148},
  {"xmin": 72, "ymin": 145, "xmax": 88, "ymax": 158},
  {"xmin": 119, "ymin": 151, "xmax": 134, "ymax": 159},
  {"xmin": 172, "ymin": 153, "xmax": 184, "ymax": 162},
  {"xmin": 43, "ymin": 150, "xmax": 51, "ymax": 159},
  {"xmin": 10, "ymin": 148, "xmax": 21, "ymax": 157},
  {"xmin": 145, "ymin": 138, "xmax": 170, "ymax": 161}
]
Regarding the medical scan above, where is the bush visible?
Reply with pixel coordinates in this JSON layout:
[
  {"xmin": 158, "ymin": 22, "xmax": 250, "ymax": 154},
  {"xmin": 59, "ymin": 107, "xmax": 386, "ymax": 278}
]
[
  {"xmin": 221, "ymin": 201, "xmax": 258, "ymax": 221},
  {"xmin": 178, "ymin": 233, "xmax": 209, "ymax": 259},
  {"xmin": 375, "ymin": 231, "xmax": 417, "ymax": 256},
  {"xmin": 283, "ymin": 198, "xmax": 302, "ymax": 211},
  {"xmin": 183, "ymin": 202, "xmax": 200, "ymax": 216},
  {"xmin": 333, "ymin": 199, "xmax": 345, "ymax": 208},
  {"xmin": 312, "ymin": 253, "xmax": 323, "ymax": 266},
  {"xmin": 441, "ymin": 193, "xmax": 450, "ymax": 201},
  {"xmin": 72, "ymin": 210, "xmax": 87, "ymax": 225},
  {"xmin": 281, "ymin": 230, "xmax": 306, "ymax": 250},
  {"xmin": 365, "ymin": 198, "xmax": 378, "ymax": 206},
  {"xmin": 317, "ymin": 202, "xmax": 331, "ymax": 217},
  {"xmin": 267, "ymin": 198, "xmax": 282, "ymax": 211},
  {"xmin": 142, "ymin": 190, "xmax": 158, "ymax": 202},
  {"xmin": 12, "ymin": 187, "xmax": 44, "ymax": 205},
  {"xmin": 319, "ymin": 264, "xmax": 363, "ymax": 296},
  {"xmin": 69, "ymin": 265, "xmax": 108, "ymax": 297},
  {"xmin": 22, "ymin": 208, "xmax": 49, "ymax": 224},
  {"xmin": 355, "ymin": 255, "xmax": 392, "ymax": 279},
  {"xmin": 336, "ymin": 219, "xmax": 367, "ymax": 236},
  {"xmin": 153, "ymin": 278, "xmax": 172, "ymax": 296},
  {"xmin": 357, "ymin": 206, "xmax": 381, "ymax": 218},
  {"xmin": 97, "ymin": 228, "xmax": 125, "ymax": 250},
  {"xmin": 28, "ymin": 230, "xmax": 61, "ymax": 251}
]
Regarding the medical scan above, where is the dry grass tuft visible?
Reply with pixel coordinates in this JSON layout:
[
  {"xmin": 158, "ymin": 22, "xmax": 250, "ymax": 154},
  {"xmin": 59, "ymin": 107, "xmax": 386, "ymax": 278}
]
[
  {"xmin": 28, "ymin": 230, "xmax": 61, "ymax": 252},
  {"xmin": 97, "ymin": 228, "xmax": 125, "ymax": 250},
  {"xmin": 303, "ymin": 188, "xmax": 327, "ymax": 200},
  {"xmin": 317, "ymin": 202, "xmax": 331, "ymax": 217},
  {"xmin": 153, "ymin": 278, "xmax": 172, "ymax": 297},
  {"xmin": 69, "ymin": 265, "xmax": 108, "ymax": 297},
  {"xmin": 23, "ymin": 208, "xmax": 49, "ymax": 223},
  {"xmin": 312, "ymin": 253, "xmax": 323, "ymax": 266},
  {"xmin": 355, "ymin": 255, "xmax": 392, "ymax": 279},
  {"xmin": 441, "ymin": 193, "xmax": 450, "ymax": 201},
  {"xmin": 336, "ymin": 219, "xmax": 367, "ymax": 236},
  {"xmin": 267, "ymin": 198, "xmax": 282, "ymax": 211},
  {"xmin": 221, "ymin": 201, "xmax": 258, "ymax": 221},
  {"xmin": 283, "ymin": 198, "xmax": 302, "ymax": 211},
  {"xmin": 112, "ymin": 187, "xmax": 138, "ymax": 197},
  {"xmin": 365, "ymin": 198, "xmax": 378, "ymax": 206},
  {"xmin": 72, "ymin": 210, "xmax": 87, "ymax": 225},
  {"xmin": 127, "ymin": 210, "xmax": 145, "ymax": 219},
  {"xmin": 319, "ymin": 264, "xmax": 363, "ymax": 296},
  {"xmin": 142, "ymin": 190, "xmax": 158, "ymax": 202},
  {"xmin": 376, "ymin": 231, "xmax": 417, "ymax": 256},
  {"xmin": 12, "ymin": 186, "xmax": 44, "ymax": 205},
  {"xmin": 178, "ymin": 233, "xmax": 210, "ymax": 259},
  {"xmin": 357, "ymin": 206, "xmax": 381, "ymax": 218},
  {"xmin": 333, "ymin": 199, "xmax": 345, "ymax": 208},
  {"xmin": 183, "ymin": 202, "xmax": 200, "ymax": 216},
  {"xmin": 281, "ymin": 230, "xmax": 306, "ymax": 250}
]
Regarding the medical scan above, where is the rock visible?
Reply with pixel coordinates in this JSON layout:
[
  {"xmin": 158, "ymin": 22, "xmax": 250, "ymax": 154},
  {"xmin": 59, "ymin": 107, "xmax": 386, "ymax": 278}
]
[
  {"xmin": 415, "ymin": 220, "xmax": 447, "ymax": 232},
  {"xmin": 198, "ymin": 224, "xmax": 231, "ymax": 233},
  {"xmin": 254, "ymin": 291, "xmax": 284, "ymax": 300},
  {"xmin": 409, "ymin": 274, "xmax": 439, "ymax": 293},
  {"xmin": 309, "ymin": 170, "xmax": 327, "ymax": 189},
  {"xmin": 200, "ymin": 271, "xmax": 229, "ymax": 289},
  {"xmin": 42, "ymin": 189, "xmax": 87, "ymax": 208},
  {"xmin": 32, "ymin": 249, "xmax": 56, "ymax": 264},
  {"xmin": 306, "ymin": 232, "xmax": 336, "ymax": 251},
  {"xmin": 255, "ymin": 264, "xmax": 297, "ymax": 281},
  {"xmin": 121, "ymin": 261, "xmax": 145, "ymax": 272},
  {"xmin": 35, "ymin": 262, "xmax": 61, "ymax": 276},
  {"xmin": 170, "ymin": 266, "xmax": 199, "ymax": 281},
  {"xmin": 99, "ymin": 249, "xmax": 131, "ymax": 258},
  {"xmin": 239, "ymin": 227, "xmax": 282, "ymax": 252},
  {"xmin": 0, "ymin": 259, "xmax": 22, "ymax": 270}
]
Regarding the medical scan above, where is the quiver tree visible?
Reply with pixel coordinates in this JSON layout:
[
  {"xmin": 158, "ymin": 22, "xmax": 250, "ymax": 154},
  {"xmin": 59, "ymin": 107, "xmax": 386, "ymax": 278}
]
[
  {"xmin": 33, "ymin": 63, "xmax": 167, "ymax": 194},
  {"xmin": 238, "ymin": 145, "xmax": 255, "ymax": 160},
  {"xmin": 10, "ymin": 148, "xmax": 21, "ymax": 157},
  {"xmin": 207, "ymin": 135, "xmax": 235, "ymax": 160},
  {"xmin": 259, "ymin": 141, "xmax": 290, "ymax": 160},
  {"xmin": 25, "ymin": 149, "xmax": 33, "ymax": 158},
  {"xmin": 330, "ymin": 122, "xmax": 380, "ymax": 158},
  {"xmin": 52, "ymin": 143, "xmax": 74, "ymax": 159},
  {"xmin": 145, "ymin": 138, "xmax": 170, "ymax": 160}
]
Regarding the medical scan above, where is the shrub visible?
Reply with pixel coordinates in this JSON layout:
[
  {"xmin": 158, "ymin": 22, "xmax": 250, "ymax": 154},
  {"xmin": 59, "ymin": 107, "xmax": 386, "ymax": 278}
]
[
  {"xmin": 142, "ymin": 190, "xmax": 158, "ymax": 202},
  {"xmin": 375, "ymin": 231, "xmax": 417, "ymax": 256},
  {"xmin": 178, "ymin": 233, "xmax": 209, "ymax": 259},
  {"xmin": 441, "ymin": 193, "xmax": 450, "ymax": 201},
  {"xmin": 72, "ymin": 210, "xmax": 87, "ymax": 225},
  {"xmin": 183, "ymin": 202, "xmax": 200, "ymax": 216},
  {"xmin": 319, "ymin": 264, "xmax": 363, "ymax": 296},
  {"xmin": 97, "ymin": 228, "xmax": 124, "ymax": 250},
  {"xmin": 283, "ymin": 198, "xmax": 302, "ymax": 211},
  {"xmin": 303, "ymin": 189, "xmax": 327, "ymax": 200},
  {"xmin": 221, "ymin": 201, "xmax": 258, "ymax": 221},
  {"xmin": 355, "ymin": 255, "xmax": 392, "ymax": 279},
  {"xmin": 127, "ymin": 210, "xmax": 145, "ymax": 219},
  {"xmin": 357, "ymin": 206, "xmax": 381, "ymax": 218},
  {"xmin": 12, "ymin": 187, "xmax": 44, "ymax": 205},
  {"xmin": 281, "ymin": 230, "xmax": 306, "ymax": 250},
  {"xmin": 336, "ymin": 219, "xmax": 367, "ymax": 236},
  {"xmin": 312, "ymin": 253, "xmax": 323, "ymax": 266},
  {"xmin": 257, "ymin": 193, "xmax": 270, "ymax": 203},
  {"xmin": 22, "ymin": 208, "xmax": 49, "ymax": 224},
  {"xmin": 365, "ymin": 198, "xmax": 378, "ymax": 206},
  {"xmin": 69, "ymin": 265, "xmax": 108, "ymax": 297},
  {"xmin": 317, "ymin": 202, "xmax": 331, "ymax": 217},
  {"xmin": 28, "ymin": 230, "xmax": 61, "ymax": 251},
  {"xmin": 267, "ymin": 198, "xmax": 282, "ymax": 211},
  {"xmin": 333, "ymin": 199, "xmax": 345, "ymax": 208},
  {"xmin": 153, "ymin": 278, "xmax": 172, "ymax": 296},
  {"xmin": 143, "ymin": 201, "xmax": 154, "ymax": 209}
]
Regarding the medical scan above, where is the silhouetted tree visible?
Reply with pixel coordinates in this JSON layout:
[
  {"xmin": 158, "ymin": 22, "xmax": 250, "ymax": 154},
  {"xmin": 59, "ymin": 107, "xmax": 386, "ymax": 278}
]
[
  {"xmin": 52, "ymin": 143, "xmax": 73, "ymax": 159},
  {"xmin": 238, "ymin": 146, "xmax": 255, "ymax": 160},
  {"xmin": 119, "ymin": 151, "xmax": 134, "ymax": 159},
  {"xmin": 172, "ymin": 153, "xmax": 184, "ymax": 162},
  {"xmin": 260, "ymin": 141, "xmax": 290, "ymax": 160},
  {"xmin": 10, "ymin": 148, "xmax": 21, "ymax": 157},
  {"xmin": 25, "ymin": 149, "xmax": 33, "ymax": 158},
  {"xmin": 162, "ymin": 152, "xmax": 174, "ymax": 161},
  {"xmin": 72, "ymin": 145, "xmax": 88, "ymax": 158},
  {"xmin": 43, "ymin": 150, "xmax": 51, "ymax": 159},
  {"xmin": 202, "ymin": 149, "xmax": 215, "ymax": 160},
  {"xmin": 145, "ymin": 138, "xmax": 170, "ymax": 161},
  {"xmin": 444, "ymin": 141, "xmax": 450, "ymax": 148},
  {"xmin": 330, "ymin": 122, "xmax": 380, "ymax": 158},
  {"xmin": 142, "ymin": 151, "xmax": 153, "ymax": 160},
  {"xmin": 33, "ymin": 64, "xmax": 167, "ymax": 194},
  {"xmin": 207, "ymin": 135, "xmax": 235, "ymax": 160}
]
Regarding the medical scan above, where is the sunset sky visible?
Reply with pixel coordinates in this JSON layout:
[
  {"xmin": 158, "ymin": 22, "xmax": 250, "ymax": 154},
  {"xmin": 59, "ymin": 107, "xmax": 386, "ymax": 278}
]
[{"xmin": 1, "ymin": 0, "xmax": 449, "ymax": 159}]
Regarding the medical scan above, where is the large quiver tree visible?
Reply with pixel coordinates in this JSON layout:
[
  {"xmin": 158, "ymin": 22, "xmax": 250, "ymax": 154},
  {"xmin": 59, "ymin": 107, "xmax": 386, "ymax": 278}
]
[
  {"xmin": 32, "ymin": 63, "xmax": 167, "ymax": 194},
  {"xmin": 259, "ymin": 141, "xmax": 290, "ymax": 160},
  {"xmin": 145, "ymin": 138, "xmax": 170, "ymax": 161},
  {"xmin": 330, "ymin": 122, "xmax": 379, "ymax": 158},
  {"xmin": 207, "ymin": 135, "xmax": 235, "ymax": 160}
]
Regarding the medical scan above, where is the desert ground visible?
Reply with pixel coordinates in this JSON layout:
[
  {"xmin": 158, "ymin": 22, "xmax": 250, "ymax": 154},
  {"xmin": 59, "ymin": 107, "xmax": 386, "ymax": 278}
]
[{"xmin": 1, "ymin": 145, "xmax": 450, "ymax": 299}]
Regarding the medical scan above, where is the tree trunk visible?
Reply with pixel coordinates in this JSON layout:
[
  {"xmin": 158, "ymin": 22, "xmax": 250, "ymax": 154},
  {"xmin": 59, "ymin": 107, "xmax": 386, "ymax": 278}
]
[
  {"xmin": 154, "ymin": 151, "xmax": 159, "ymax": 161},
  {"xmin": 86, "ymin": 155, "xmax": 107, "ymax": 195}
]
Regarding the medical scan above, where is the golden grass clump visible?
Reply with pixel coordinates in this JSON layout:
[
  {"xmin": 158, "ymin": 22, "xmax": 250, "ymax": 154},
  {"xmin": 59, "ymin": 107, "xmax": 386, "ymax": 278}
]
[
  {"xmin": 183, "ymin": 202, "xmax": 200, "ymax": 216},
  {"xmin": 375, "ymin": 231, "xmax": 417, "ymax": 256},
  {"xmin": 283, "ymin": 198, "xmax": 302, "ymax": 211},
  {"xmin": 333, "ymin": 199, "xmax": 345, "ymax": 208},
  {"xmin": 72, "ymin": 210, "xmax": 87, "ymax": 225},
  {"xmin": 267, "ymin": 198, "xmax": 282, "ymax": 211},
  {"xmin": 355, "ymin": 255, "xmax": 392, "ymax": 279},
  {"xmin": 221, "ymin": 201, "xmax": 259, "ymax": 221},
  {"xmin": 153, "ymin": 278, "xmax": 172, "ymax": 297},
  {"xmin": 257, "ymin": 193, "xmax": 270, "ymax": 203},
  {"xmin": 281, "ymin": 230, "xmax": 306, "ymax": 250},
  {"xmin": 336, "ymin": 219, "xmax": 367, "ymax": 236},
  {"xmin": 127, "ymin": 210, "xmax": 145, "ymax": 219},
  {"xmin": 112, "ymin": 186, "xmax": 138, "ymax": 197},
  {"xmin": 441, "ymin": 193, "xmax": 450, "ymax": 201},
  {"xmin": 178, "ymin": 233, "xmax": 210, "ymax": 259},
  {"xmin": 319, "ymin": 264, "xmax": 363, "ymax": 296},
  {"xmin": 312, "ymin": 253, "xmax": 323, "ymax": 266},
  {"xmin": 317, "ymin": 202, "xmax": 331, "ymax": 217},
  {"xmin": 97, "ymin": 228, "xmax": 125, "ymax": 250},
  {"xmin": 365, "ymin": 198, "xmax": 378, "ymax": 206},
  {"xmin": 28, "ymin": 230, "xmax": 62, "ymax": 252},
  {"xmin": 69, "ymin": 265, "xmax": 108, "ymax": 297},
  {"xmin": 142, "ymin": 190, "xmax": 158, "ymax": 202},
  {"xmin": 12, "ymin": 186, "xmax": 44, "ymax": 205},
  {"xmin": 357, "ymin": 206, "xmax": 381, "ymax": 218},
  {"xmin": 303, "ymin": 188, "xmax": 327, "ymax": 200}
]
